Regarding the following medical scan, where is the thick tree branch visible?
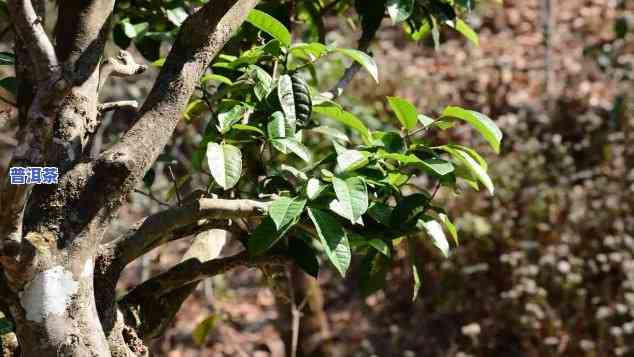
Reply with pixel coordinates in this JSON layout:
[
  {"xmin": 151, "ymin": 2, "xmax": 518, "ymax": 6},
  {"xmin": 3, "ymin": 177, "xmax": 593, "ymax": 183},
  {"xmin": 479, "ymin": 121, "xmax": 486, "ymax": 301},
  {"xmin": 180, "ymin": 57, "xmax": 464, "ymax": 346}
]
[
  {"xmin": 7, "ymin": 0, "xmax": 58, "ymax": 80},
  {"xmin": 100, "ymin": 198, "xmax": 268, "ymax": 273},
  {"xmin": 49, "ymin": 0, "xmax": 121, "ymax": 168},
  {"xmin": 118, "ymin": 251, "xmax": 289, "ymax": 339},
  {"xmin": 55, "ymin": 0, "xmax": 116, "ymax": 83}
]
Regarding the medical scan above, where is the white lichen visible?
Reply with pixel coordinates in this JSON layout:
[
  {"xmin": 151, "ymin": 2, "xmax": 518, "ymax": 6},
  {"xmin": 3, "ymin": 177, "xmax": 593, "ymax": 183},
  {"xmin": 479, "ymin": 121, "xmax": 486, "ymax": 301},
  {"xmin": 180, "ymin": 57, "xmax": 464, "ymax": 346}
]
[
  {"xmin": 82, "ymin": 257, "xmax": 93, "ymax": 278},
  {"xmin": 20, "ymin": 266, "xmax": 79, "ymax": 323}
]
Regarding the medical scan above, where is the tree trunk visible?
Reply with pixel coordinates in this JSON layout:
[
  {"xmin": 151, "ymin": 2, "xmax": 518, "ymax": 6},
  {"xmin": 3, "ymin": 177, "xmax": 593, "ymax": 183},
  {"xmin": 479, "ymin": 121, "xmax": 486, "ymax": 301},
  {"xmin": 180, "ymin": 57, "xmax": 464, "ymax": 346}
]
[{"xmin": 4, "ymin": 231, "xmax": 110, "ymax": 357}]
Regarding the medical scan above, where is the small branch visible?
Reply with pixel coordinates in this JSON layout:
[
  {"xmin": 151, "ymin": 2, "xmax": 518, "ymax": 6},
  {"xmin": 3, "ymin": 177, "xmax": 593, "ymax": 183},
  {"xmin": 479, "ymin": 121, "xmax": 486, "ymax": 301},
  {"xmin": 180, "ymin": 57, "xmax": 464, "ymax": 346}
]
[
  {"xmin": 133, "ymin": 189, "xmax": 170, "ymax": 208},
  {"xmin": 100, "ymin": 197, "xmax": 269, "ymax": 274},
  {"xmin": 98, "ymin": 100, "xmax": 139, "ymax": 114},
  {"xmin": 7, "ymin": 0, "xmax": 58, "ymax": 80},
  {"xmin": 328, "ymin": 35, "xmax": 375, "ymax": 99},
  {"xmin": 328, "ymin": 63, "xmax": 363, "ymax": 99},
  {"xmin": 118, "ymin": 251, "xmax": 289, "ymax": 339},
  {"xmin": 167, "ymin": 164, "xmax": 182, "ymax": 206},
  {"xmin": 121, "ymin": 251, "xmax": 289, "ymax": 305},
  {"xmin": 98, "ymin": 50, "xmax": 147, "ymax": 93}
]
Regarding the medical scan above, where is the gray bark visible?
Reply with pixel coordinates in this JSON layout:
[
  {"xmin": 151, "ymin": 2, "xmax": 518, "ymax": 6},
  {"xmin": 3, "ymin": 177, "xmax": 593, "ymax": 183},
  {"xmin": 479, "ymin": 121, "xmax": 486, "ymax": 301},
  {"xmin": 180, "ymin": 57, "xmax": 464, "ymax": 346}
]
[{"xmin": 0, "ymin": 0, "xmax": 269, "ymax": 355}]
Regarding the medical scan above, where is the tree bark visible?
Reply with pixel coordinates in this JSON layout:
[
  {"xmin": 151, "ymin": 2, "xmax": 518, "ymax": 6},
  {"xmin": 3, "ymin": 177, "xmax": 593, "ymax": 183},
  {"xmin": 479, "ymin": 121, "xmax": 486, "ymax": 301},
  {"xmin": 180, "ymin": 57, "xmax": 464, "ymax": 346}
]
[{"xmin": 0, "ymin": 0, "xmax": 262, "ymax": 355}]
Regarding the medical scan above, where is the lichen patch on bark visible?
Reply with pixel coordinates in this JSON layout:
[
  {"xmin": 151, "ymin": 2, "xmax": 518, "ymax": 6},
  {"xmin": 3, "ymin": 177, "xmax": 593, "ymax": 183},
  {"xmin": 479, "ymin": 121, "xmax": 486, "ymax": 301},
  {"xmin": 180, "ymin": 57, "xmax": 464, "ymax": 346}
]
[{"xmin": 19, "ymin": 266, "xmax": 79, "ymax": 323}]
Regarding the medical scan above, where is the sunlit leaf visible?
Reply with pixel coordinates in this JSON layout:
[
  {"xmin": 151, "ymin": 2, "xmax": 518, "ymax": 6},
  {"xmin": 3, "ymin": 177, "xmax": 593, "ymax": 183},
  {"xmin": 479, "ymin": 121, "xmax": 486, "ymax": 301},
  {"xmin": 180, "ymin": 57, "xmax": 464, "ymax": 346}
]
[
  {"xmin": 387, "ymin": 0, "xmax": 414, "ymax": 23},
  {"xmin": 440, "ymin": 106, "xmax": 503, "ymax": 153},
  {"xmin": 307, "ymin": 208, "xmax": 351, "ymax": 277},
  {"xmin": 313, "ymin": 104, "xmax": 372, "ymax": 144},
  {"xmin": 269, "ymin": 196, "xmax": 306, "ymax": 230},
  {"xmin": 335, "ymin": 48, "xmax": 379, "ymax": 83},
  {"xmin": 387, "ymin": 96, "xmax": 418, "ymax": 130},
  {"xmin": 332, "ymin": 176, "xmax": 368, "ymax": 224},
  {"xmin": 206, "ymin": 143, "xmax": 242, "ymax": 190},
  {"xmin": 246, "ymin": 9, "xmax": 292, "ymax": 47}
]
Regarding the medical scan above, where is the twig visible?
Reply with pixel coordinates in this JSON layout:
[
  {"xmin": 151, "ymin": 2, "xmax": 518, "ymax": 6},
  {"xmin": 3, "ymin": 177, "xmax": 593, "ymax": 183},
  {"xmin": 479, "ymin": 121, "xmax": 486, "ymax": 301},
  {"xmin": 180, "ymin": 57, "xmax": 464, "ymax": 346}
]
[
  {"xmin": 133, "ymin": 189, "xmax": 170, "ymax": 208},
  {"xmin": 167, "ymin": 164, "xmax": 182, "ymax": 206},
  {"xmin": 97, "ymin": 100, "xmax": 138, "ymax": 114},
  {"xmin": 287, "ymin": 266, "xmax": 301, "ymax": 357}
]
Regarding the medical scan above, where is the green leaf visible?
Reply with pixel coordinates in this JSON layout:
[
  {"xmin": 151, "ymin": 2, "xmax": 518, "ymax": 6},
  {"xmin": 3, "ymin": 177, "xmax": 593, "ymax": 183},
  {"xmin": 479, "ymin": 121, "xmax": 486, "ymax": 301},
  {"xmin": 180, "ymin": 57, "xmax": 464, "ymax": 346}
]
[
  {"xmin": 267, "ymin": 111, "xmax": 288, "ymax": 139},
  {"xmin": 458, "ymin": 150, "xmax": 494, "ymax": 194},
  {"xmin": 166, "ymin": 7, "xmax": 188, "ymax": 26},
  {"xmin": 306, "ymin": 178, "xmax": 326, "ymax": 200},
  {"xmin": 390, "ymin": 193, "xmax": 430, "ymax": 228},
  {"xmin": 0, "ymin": 52, "xmax": 15, "ymax": 65},
  {"xmin": 439, "ymin": 213, "xmax": 458, "ymax": 246},
  {"xmin": 335, "ymin": 48, "xmax": 379, "ymax": 83},
  {"xmin": 246, "ymin": 9, "xmax": 292, "ymax": 47},
  {"xmin": 272, "ymin": 138, "xmax": 312, "ymax": 162},
  {"xmin": 368, "ymin": 239, "xmax": 391, "ymax": 257},
  {"xmin": 313, "ymin": 104, "xmax": 372, "ymax": 144},
  {"xmin": 121, "ymin": 18, "xmax": 137, "ymax": 38},
  {"xmin": 409, "ymin": 19, "xmax": 431, "ymax": 41},
  {"xmin": 332, "ymin": 177, "xmax": 368, "ymax": 224},
  {"xmin": 206, "ymin": 143, "xmax": 242, "ymax": 190},
  {"xmin": 0, "ymin": 77, "xmax": 17, "ymax": 96},
  {"xmin": 151, "ymin": 58, "xmax": 166, "ymax": 68},
  {"xmin": 373, "ymin": 131, "xmax": 405, "ymax": 153},
  {"xmin": 360, "ymin": 251, "xmax": 390, "ymax": 295},
  {"xmin": 431, "ymin": 16, "xmax": 441, "ymax": 50},
  {"xmin": 311, "ymin": 126, "xmax": 350, "ymax": 143},
  {"xmin": 440, "ymin": 106, "xmax": 503, "ymax": 153},
  {"xmin": 419, "ymin": 219, "xmax": 450, "ymax": 258},
  {"xmin": 290, "ymin": 42, "xmax": 332, "ymax": 61},
  {"xmin": 289, "ymin": 237, "xmax": 320, "ymax": 278},
  {"xmin": 447, "ymin": 147, "xmax": 494, "ymax": 194},
  {"xmin": 387, "ymin": 0, "xmax": 414, "ymax": 23},
  {"xmin": 444, "ymin": 144, "xmax": 488, "ymax": 171},
  {"xmin": 183, "ymin": 99, "xmax": 207, "ymax": 121},
  {"xmin": 407, "ymin": 237, "xmax": 423, "ymax": 300},
  {"xmin": 307, "ymin": 208, "xmax": 351, "ymax": 277},
  {"xmin": 192, "ymin": 315, "xmax": 220, "ymax": 345},
  {"xmin": 447, "ymin": 18, "xmax": 479, "ymax": 46},
  {"xmin": 217, "ymin": 104, "xmax": 249, "ymax": 134},
  {"xmin": 181, "ymin": 229, "xmax": 228, "ymax": 263},
  {"xmin": 379, "ymin": 152, "xmax": 454, "ymax": 176},
  {"xmin": 248, "ymin": 216, "xmax": 294, "ymax": 255},
  {"xmin": 269, "ymin": 197, "xmax": 306, "ymax": 230},
  {"xmin": 248, "ymin": 65, "xmax": 273, "ymax": 101},
  {"xmin": 367, "ymin": 202, "xmax": 393, "ymax": 226},
  {"xmin": 277, "ymin": 74, "xmax": 297, "ymax": 134},
  {"xmin": 336, "ymin": 150, "xmax": 370, "ymax": 173},
  {"xmin": 232, "ymin": 124, "xmax": 265, "ymax": 136},
  {"xmin": 280, "ymin": 164, "xmax": 308, "ymax": 181},
  {"xmin": 418, "ymin": 114, "xmax": 434, "ymax": 127},
  {"xmin": 201, "ymin": 73, "xmax": 233, "ymax": 85},
  {"xmin": 387, "ymin": 96, "xmax": 418, "ymax": 130}
]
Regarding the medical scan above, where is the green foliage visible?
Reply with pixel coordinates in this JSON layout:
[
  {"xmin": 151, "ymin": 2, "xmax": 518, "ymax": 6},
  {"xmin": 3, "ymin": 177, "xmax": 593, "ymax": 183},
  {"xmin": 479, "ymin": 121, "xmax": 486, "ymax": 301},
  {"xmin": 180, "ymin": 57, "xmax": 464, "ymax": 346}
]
[{"xmin": 107, "ymin": 1, "xmax": 499, "ymax": 300}]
